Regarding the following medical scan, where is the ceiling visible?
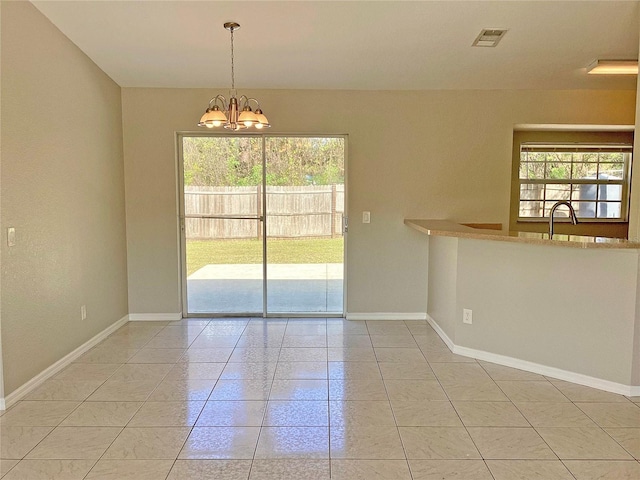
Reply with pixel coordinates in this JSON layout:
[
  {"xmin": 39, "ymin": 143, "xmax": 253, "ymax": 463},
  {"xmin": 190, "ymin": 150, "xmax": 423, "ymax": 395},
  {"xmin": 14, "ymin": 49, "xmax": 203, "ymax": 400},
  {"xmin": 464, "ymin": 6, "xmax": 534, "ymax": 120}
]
[{"xmin": 32, "ymin": 0, "xmax": 640, "ymax": 91}]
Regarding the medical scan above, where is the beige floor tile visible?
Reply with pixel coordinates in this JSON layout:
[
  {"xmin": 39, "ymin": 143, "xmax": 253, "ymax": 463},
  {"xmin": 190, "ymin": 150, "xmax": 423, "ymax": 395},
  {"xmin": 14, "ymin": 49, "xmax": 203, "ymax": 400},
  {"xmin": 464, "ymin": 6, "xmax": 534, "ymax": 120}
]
[
  {"xmin": 164, "ymin": 362, "xmax": 225, "ymax": 380},
  {"xmin": 486, "ymin": 459, "xmax": 574, "ymax": 479},
  {"xmin": 103, "ymin": 427, "xmax": 190, "ymax": 459},
  {"xmin": 0, "ymin": 426, "xmax": 53, "ymax": 459},
  {"xmin": 0, "ymin": 459, "xmax": 18, "ymax": 478},
  {"xmin": 0, "ymin": 402, "xmax": 80, "ymax": 426},
  {"xmin": 202, "ymin": 324, "xmax": 247, "ymax": 336},
  {"xmin": 179, "ymin": 427, "xmax": 260, "ymax": 459},
  {"xmin": 576, "ymin": 402, "xmax": 640, "ymax": 427},
  {"xmin": 60, "ymin": 402, "xmax": 142, "ymax": 426},
  {"xmin": 385, "ymin": 380, "xmax": 448, "ymax": 402},
  {"xmin": 392, "ymin": 401, "xmax": 462, "ymax": 427},
  {"xmin": 431, "ymin": 363, "xmax": 493, "ymax": 385},
  {"xmin": 374, "ymin": 348, "xmax": 426, "ymax": 363},
  {"xmin": 604, "ymin": 428, "xmax": 640, "ymax": 458},
  {"xmin": 629, "ymin": 396, "xmax": 640, "ymax": 403},
  {"xmin": 413, "ymin": 336, "xmax": 449, "ymax": 351},
  {"xmin": 548, "ymin": 380, "xmax": 631, "ymax": 403},
  {"xmin": 208, "ymin": 379, "xmax": 270, "ymax": 401},
  {"xmin": 270, "ymin": 379, "xmax": 328, "ymax": 400},
  {"xmin": 330, "ymin": 425, "xmax": 405, "ymax": 459},
  {"xmin": 147, "ymin": 378, "xmax": 216, "ymax": 401},
  {"xmin": 220, "ymin": 362, "xmax": 277, "ymax": 380},
  {"xmin": 328, "ymin": 362, "xmax": 381, "ymax": 380},
  {"xmin": 107, "ymin": 363, "xmax": 173, "ymax": 381},
  {"xmin": 249, "ymin": 459, "xmax": 330, "ymax": 479},
  {"xmin": 378, "ymin": 362, "xmax": 435, "ymax": 380},
  {"xmin": 274, "ymin": 361, "xmax": 327, "ymax": 379},
  {"xmin": 2, "ymin": 459, "xmax": 95, "ymax": 480},
  {"xmin": 443, "ymin": 383, "xmax": 509, "ymax": 401},
  {"xmin": 282, "ymin": 335, "xmax": 327, "ymax": 348},
  {"xmin": 564, "ymin": 460, "xmax": 640, "ymax": 479},
  {"xmin": 196, "ymin": 401, "xmax": 267, "ymax": 427},
  {"xmin": 85, "ymin": 459, "xmax": 173, "ymax": 479},
  {"xmin": 328, "ymin": 347, "xmax": 377, "ymax": 362},
  {"xmin": 229, "ymin": 348, "xmax": 282, "ymax": 363},
  {"xmin": 327, "ymin": 335, "xmax": 372, "ymax": 348},
  {"xmin": 326, "ymin": 321, "xmax": 368, "ymax": 335},
  {"xmin": 452, "ymin": 401, "xmax": 529, "ymax": 427},
  {"xmin": 479, "ymin": 362, "xmax": 545, "ymax": 381},
  {"xmin": 53, "ymin": 364, "xmax": 121, "ymax": 382},
  {"xmin": 329, "ymin": 377, "xmax": 388, "ymax": 401},
  {"xmin": 144, "ymin": 335, "xmax": 195, "ymax": 349},
  {"xmin": 330, "ymin": 401, "xmax": 396, "ymax": 427},
  {"xmin": 168, "ymin": 459, "xmax": 252, "ymax": 480},
  {"xmin": 86, "ymin": 379, "xmax": 160, "ymax": 402},
  {"xmin": 127, "ymin": 347, "xmax": 186, "ymax": 363},
  {"xmin": 264, "ymin": 401, "xmax": 328, "ymax": 426},
  {"xmin": 366, "ymin": 322, "xmax": 410, "ymax": 335},
  {"xmin": 127, "ymin": 401, "xmax": 205, "ymax": 426},
  {"xmin": 399, "ymin": 426, "xmax": 480, "ymax": 460},
  {"xmin": 409, "ymin": 459, "xmax": 493, "ymax": 479},
  {"xmin": 26, "ymin": 427, "xmax": 122, "ymax": 459},
  {"xmin": 422, "ymin": 348, "xmax": 477, "ymax": 363},
  {"xmin": 284, "ymin": 324, "xmax": 326, "ymax": 336},
  {"xmin": 189, "ymin": 335, "xmax": 240, "ymax": 349},
  {"xmin": 515, "ymin": 402, "xmax": 597, "ymax": 427},
  {"xmin": 370, "ymin": 335, "xmax": 417, "ymax": 348},
  {"xmin": 536, "ymin": 427, "xmax": 633, "ymax": 459},
  {"xmin": 278, "ymin": 348, "xmax": 327, "ymax": 362},
  {"xmin": 235, "ymin": 335, "xmax": 283, "ymax": 348},
  {"xmin": 74, "ymin": 347, "xmax": 137, "ymax": 364},
  {"xmin": 331, "ymin": 459, "xmax": 412, "ymax": 479},
  {"xmin": 179, "ymin": 348, "xmax": 233, "ymax": 363},
  {"xmin": 255, "ymin": 427, "xmax": 329, "ymax": 458},
  {"xmin": 496, "ymin": 381, "xmax": 569, "ymax": 402},
  {"xmin": 467, "ymin": 427, "xmax": 556, "ymax": 459}
]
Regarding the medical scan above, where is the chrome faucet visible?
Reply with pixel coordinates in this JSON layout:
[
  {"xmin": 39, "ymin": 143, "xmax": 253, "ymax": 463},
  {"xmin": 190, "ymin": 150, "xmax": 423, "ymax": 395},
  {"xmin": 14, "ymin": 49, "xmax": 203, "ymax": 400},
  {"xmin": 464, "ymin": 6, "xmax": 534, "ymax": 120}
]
[{"xmin": 549, "ymin": 200, "xmax": 578, "ymax": 237}]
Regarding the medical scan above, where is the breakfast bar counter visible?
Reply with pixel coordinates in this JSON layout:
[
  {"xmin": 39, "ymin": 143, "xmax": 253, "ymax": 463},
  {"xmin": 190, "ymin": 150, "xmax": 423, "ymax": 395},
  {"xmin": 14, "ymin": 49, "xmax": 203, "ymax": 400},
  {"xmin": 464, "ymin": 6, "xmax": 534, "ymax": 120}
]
[{"xmin": 406, "ymin": 218, "xmax": 640, "ymax": 396}]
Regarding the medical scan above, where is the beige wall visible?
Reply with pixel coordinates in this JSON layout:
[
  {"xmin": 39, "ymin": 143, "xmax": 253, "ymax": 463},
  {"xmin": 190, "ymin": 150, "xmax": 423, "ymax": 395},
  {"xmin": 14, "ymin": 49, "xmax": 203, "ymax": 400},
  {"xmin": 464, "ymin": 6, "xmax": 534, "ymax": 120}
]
[
  {"xmin": 0, "ymin": 1, "xmax": 128, "ymax": 395},
  {"xmin": 123, "ymin": 88, "xmax": 634, "ymax": 316},
  {"xmin": 428, "ymin": 236, "xmax": 639, "ymax": 386}
]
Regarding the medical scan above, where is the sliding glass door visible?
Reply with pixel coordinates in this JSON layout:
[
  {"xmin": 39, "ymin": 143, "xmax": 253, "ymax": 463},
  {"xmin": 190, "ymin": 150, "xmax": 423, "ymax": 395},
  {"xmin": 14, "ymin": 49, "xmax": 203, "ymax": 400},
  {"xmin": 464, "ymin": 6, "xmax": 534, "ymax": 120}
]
[{"xmin": 179, "ymin": 134, "xmax": 346, "ymax": 316}]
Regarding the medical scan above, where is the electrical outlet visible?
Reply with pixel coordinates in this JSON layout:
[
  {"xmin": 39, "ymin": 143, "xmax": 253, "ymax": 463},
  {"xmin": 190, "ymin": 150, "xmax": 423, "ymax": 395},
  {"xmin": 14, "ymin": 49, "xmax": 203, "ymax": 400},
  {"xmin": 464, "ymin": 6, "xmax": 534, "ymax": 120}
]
[
  {"xmin": 81, "ymin": 305, "xmax": 87, "ymax": 321},
  {"xmin": 362, "ymin": 211, "xmax": 371, "ymax": 224},
  {"xmin": 7, "ymin": 227, "xmax": 15, "ymax": 247},
  {"xmin": 463, "ymin": 308, "xmax": 473, "ymax": 324}
]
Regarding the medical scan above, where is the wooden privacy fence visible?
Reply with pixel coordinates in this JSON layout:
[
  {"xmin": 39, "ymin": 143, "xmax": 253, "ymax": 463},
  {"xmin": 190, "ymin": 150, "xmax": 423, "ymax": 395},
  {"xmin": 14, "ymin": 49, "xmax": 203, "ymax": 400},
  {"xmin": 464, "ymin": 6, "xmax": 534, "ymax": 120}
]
[{"xmin": 185, "ymin": 185, "xmax": 345, "ymax": 240}]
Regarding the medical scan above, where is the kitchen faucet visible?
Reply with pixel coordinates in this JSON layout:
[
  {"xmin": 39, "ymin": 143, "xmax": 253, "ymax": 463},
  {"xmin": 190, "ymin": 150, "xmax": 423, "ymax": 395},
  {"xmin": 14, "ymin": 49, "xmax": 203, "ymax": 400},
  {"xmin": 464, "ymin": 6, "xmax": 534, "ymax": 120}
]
[{"xmin": 549, "ymin": 200, "xmax": 578, "ymax": 237}]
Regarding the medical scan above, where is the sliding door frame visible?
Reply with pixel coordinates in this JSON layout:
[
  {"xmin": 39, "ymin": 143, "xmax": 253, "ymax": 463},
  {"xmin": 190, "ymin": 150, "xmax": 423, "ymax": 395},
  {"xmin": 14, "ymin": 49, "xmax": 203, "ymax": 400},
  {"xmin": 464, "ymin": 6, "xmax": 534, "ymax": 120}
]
[{"xmin": 176, "ymin": 132, "xmax": 348, "ymax": 318}]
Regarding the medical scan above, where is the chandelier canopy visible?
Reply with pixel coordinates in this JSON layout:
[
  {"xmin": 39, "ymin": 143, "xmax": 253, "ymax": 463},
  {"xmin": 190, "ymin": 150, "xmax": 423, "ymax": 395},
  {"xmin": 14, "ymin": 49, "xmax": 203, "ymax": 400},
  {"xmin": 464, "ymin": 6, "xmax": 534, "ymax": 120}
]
[{"xmin": 198, "ymin": 22, "xmax": 270, "ymax": 130}]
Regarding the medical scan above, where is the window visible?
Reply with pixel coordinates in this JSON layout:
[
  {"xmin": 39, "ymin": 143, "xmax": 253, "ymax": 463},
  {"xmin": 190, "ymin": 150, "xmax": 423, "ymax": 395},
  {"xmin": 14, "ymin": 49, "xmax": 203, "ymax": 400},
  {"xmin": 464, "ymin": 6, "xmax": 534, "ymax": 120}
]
[{"xmin": 518, "ymin": 143, "xmax": 632, "ymax": 221}]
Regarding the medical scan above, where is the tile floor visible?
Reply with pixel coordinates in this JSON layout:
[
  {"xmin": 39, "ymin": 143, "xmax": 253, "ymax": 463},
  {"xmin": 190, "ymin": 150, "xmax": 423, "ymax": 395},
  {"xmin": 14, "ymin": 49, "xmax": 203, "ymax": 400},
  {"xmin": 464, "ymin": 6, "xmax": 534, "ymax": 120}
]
[{"xmin": 1, "ymin": 318, "xmax": 639, "ymax": 479}]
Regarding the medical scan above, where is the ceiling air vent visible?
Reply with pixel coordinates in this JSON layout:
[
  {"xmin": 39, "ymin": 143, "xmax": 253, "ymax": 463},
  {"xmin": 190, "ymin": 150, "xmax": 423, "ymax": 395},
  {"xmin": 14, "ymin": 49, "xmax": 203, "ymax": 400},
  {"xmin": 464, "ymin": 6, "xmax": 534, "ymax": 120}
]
[{"xmin": 472, "ymin": 29, "xmax": 508, "ymax": 47}]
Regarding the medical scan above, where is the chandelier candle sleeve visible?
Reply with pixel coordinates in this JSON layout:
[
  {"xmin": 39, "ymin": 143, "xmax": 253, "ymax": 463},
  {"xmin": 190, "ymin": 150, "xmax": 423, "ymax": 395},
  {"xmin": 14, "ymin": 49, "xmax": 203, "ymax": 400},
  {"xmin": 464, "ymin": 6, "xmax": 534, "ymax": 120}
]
[{"xmin": 198, "ymin": 22, "xmax": 270, "ymax": 130}]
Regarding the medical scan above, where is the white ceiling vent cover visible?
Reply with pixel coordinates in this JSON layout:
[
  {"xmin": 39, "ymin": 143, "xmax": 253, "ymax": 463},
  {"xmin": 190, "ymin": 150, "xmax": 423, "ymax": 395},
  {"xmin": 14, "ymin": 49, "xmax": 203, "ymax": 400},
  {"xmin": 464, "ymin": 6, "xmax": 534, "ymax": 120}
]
[{"xmin": 472, "ymin": 29, "xmax": 508, "ymax": 47}]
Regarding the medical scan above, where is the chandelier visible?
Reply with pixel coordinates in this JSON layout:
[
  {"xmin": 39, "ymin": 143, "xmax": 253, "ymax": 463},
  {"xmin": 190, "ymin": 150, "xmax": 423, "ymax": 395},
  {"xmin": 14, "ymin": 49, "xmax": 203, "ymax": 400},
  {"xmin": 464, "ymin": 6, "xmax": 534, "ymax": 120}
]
[{"xmin": 198, "ymin": 22, "xmax": 270, "ymax": 130}]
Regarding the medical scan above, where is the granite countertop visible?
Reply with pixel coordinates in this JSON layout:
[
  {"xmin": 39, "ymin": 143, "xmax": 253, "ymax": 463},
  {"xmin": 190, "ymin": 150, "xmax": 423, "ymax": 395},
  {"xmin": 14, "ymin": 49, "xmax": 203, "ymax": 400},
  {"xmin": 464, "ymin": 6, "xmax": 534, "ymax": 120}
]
[{"xmin": 405, "ymin": 219, "xmax": 640, "ymax": 249}]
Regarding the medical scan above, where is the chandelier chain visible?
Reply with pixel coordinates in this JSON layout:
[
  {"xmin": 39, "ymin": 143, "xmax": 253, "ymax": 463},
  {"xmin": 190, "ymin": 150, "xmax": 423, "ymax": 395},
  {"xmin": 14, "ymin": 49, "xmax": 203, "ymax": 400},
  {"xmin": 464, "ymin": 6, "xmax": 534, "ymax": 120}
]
[{"xmin": 230, "ymin": 26, "xmax": 235, "ymax": 91}]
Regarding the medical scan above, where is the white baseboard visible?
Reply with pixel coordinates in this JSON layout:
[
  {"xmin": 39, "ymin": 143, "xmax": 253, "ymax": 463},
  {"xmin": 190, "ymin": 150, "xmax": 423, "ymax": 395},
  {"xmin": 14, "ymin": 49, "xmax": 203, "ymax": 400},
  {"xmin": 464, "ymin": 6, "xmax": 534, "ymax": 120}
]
[
  {"xmin": 426, "ymin": 315, "xmax": 640, "ymax": 397},
  {"xmin": 128, "ymin": 313, "xmax": 182, "ymax": 321},
  {"xmin": 1, "ymin": 315, "xmax": 129, "ymax": 410},
  {"xmin": 346, "ymin": 312, "xmax": 427, "ymax": 321}
]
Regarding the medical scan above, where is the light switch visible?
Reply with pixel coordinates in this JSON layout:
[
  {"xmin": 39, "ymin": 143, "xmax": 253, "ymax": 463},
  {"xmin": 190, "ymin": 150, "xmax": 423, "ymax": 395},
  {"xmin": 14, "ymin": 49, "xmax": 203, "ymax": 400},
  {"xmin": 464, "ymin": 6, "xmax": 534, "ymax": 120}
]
[
  {"xmin": 7, "ymin": 227, "xmax": 16, "ymax": 247},
  {"xmin": 362, "ymin": 211, "xmax": 371, "ymax": 224}
]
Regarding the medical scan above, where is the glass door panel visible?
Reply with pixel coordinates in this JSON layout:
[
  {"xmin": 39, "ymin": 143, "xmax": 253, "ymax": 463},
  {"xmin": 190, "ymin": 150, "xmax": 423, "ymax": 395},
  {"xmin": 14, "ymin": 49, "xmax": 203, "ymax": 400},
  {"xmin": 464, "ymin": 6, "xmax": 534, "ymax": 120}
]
[
  {"xmin": 265, "ymin": 137, "xmax": 345, "ymax": 314},
  {"xmin": 182, "ymin": 136, "xmax": 264, "ymax": 315}
]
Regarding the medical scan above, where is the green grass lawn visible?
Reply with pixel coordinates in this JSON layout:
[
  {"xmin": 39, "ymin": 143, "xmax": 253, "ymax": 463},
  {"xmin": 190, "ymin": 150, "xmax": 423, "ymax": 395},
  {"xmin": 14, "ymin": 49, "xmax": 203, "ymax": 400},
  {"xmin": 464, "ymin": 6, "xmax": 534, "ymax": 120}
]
[{"xmin": 186, "ymin": 237, "xmax": 344, "ymax": 275}]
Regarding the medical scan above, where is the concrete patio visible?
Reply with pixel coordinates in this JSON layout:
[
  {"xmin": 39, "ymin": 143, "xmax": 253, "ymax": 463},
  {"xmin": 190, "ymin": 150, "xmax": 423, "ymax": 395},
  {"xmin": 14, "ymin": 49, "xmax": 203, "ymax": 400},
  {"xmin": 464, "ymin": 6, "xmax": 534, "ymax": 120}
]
[{"xmin": 187, "ymin": 263, "xmax": 344, "ymax": 314}]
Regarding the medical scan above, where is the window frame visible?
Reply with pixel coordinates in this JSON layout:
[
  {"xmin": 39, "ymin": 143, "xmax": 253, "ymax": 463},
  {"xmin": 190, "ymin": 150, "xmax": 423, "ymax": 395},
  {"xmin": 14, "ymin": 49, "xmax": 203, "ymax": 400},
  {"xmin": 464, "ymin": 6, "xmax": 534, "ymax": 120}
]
[
  {"xmin": 517, "ymin": 143, "xmax": 632, "ymax": 222},
  {"xmin": 510, "ymin": 130, "xmax": 634, "ymax": 229}
]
